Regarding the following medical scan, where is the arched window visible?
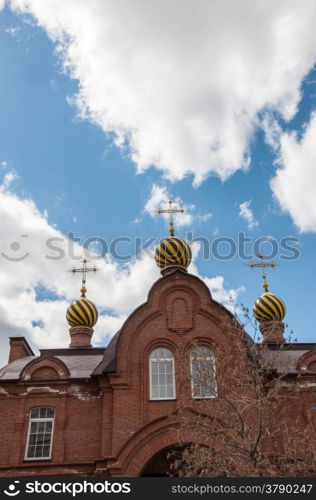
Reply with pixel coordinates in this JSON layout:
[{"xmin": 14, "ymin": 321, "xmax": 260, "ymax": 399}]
[
  {"xmin": 25, "ymin": 407, "xmax": 55, "ymax": 460},
  {"xmin": 190, "ymin": 346, "xmax": 217, "ymax": 399},
  {"xmin": 149, "ymin": 347, "xmax": 175, "ymax": 400}
]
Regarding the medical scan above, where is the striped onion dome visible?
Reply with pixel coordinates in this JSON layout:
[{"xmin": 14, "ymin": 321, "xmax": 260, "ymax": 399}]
[
  {"xmin": 155, "ymin": 236, "xmax": 191, "ymax": 272},
  {"xmin": 66, "ymin": 288, "xmax": 98, "ymax": 328},
  {"xmin": 253, "ymin": 291, "xmax": 286, "ymax": 323}
]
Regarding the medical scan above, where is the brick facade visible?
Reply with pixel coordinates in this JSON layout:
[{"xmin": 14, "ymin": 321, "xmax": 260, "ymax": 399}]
[{"xmin": 0, "ymin": 269, "xmax": 315, "ymax": 477}]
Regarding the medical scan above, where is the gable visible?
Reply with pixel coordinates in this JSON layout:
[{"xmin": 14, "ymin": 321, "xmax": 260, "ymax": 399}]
[{"xmin": 94, "ymin": 269, "xmax": 248, "ymax": 377}]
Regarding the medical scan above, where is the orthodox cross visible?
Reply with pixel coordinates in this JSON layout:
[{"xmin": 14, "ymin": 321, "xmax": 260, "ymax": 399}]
[
  {"xmin": 248, "ymin": 253, "xmax": 277, "ymax": 292},
  {"xmin": 69, "ymin": 258, "xmax": 98, "ymax": 296},
  {"xmin": 155, "ymin": 200, "xmax": 187, "ymax": 236}
]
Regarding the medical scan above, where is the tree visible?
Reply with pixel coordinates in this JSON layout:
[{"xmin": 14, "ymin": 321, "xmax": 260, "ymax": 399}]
[{"xmin": 171, "ymin": 310, "xmax": 316, "ymax": 477}]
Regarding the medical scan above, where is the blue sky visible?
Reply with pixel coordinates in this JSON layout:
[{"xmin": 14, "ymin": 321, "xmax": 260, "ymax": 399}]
[{"xmin": 1, "ymin": 0, "xmax": 316, "ymax": 365}]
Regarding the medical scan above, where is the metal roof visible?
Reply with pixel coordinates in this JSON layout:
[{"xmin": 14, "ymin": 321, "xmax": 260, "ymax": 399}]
[{"xmin": 0, "ymin": 350, "xmax": 105, "ymax": 381}]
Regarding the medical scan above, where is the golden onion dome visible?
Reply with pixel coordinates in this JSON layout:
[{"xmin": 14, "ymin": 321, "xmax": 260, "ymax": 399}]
[
  {"xmin": 253, "ymin": 291, "xmax": 286, "ymax": 323},
  {"xmin": 66, "ymin": 287, "xmax": 98, "ymax": 328},
  {"xmin": 155, "ymin": 236, "xmax": 191, "ymax": 272}
]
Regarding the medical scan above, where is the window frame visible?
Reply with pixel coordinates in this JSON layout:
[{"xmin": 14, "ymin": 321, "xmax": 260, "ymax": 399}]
[
  {"xmin": 190, "ymin": 346, "xmax": 217, "ymax": 400},
  {"xmin": 149, "ymin": 347, "xmax": 176, "ymax": 401},
  {"xmin": 24, "ymin": 407, "xmax": 55, "ymax": 461}
]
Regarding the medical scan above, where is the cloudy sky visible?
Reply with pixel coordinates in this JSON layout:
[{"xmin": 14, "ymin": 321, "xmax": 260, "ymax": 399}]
[{"xmin": 1, "ymin": 0, "xmax": 316, "ymax": 366}]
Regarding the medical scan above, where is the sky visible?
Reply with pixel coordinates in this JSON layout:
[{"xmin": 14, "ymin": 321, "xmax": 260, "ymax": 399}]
[{"xmin": 1, "ymin": 0, "xmax": 316, "ymax": 367}]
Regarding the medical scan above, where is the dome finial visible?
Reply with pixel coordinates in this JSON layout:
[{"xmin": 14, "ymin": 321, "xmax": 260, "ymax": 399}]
[
  {"xmin": 262, "ymin": 271, "xmax": 269, "ymax": 292},
  {"xmin": 154, "ymin": 199, "xmax": 191, "ymax": 273}
]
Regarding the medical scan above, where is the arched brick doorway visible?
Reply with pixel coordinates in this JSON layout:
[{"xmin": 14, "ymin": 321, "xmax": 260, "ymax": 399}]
[
  {"xmin": 141, "ymin": 445, "xmax": 185, "ymax": 477},
  {"xmin": 112, "ymin": 420, "xmax": 185, "ymax": 476}
]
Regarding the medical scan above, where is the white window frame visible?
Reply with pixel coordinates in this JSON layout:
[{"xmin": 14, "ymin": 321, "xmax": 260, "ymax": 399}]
[
  {"xmin": 24, "ymin": 407, "xmax": 55, "ymax": 461},
  {"xmin": 190, "ymin": 346, "xmax": 217, "ymax": 399},
  {"xmin": 149, "ymin": 347, "xmax": 176, "ymax": 401}
]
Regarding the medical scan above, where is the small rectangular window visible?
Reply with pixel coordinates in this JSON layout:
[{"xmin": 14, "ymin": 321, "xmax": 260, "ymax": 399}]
[{"xmin": 25, "ymin": 407, "xmax": 55, "ymax": 460}]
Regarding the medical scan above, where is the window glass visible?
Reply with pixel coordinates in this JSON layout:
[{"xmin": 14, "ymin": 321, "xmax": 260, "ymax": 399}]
[
  {"xmin": 25, "ymin": 408, "xmax": 55, "ymax": 460},
  {"xmin": 150, "ymin": 348, "xmax": 175, "ymax": 400}
]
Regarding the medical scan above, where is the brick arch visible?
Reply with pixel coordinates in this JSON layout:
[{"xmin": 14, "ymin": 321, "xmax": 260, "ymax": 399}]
[
  {"xmin": 31, "ymin": 366, "xmax": 59, "ymax": 380},
  {"xmin": 20, "ymin": 354, "xmax": 69, "ymax": 381},
  {"xmin": 108, "ymin": 409, "xmax": 215, "ymax": 477},
  {"xmin": 110, "ymin": 420, "xmax": 181, "ymax": 477},
  {"xmin": 183, "ymin": 336, "xmax": 219, "ymax": 355},
  {"xmin": 139, "ymin": 443, "xmax": 186, "ymax": 477},
  {"xmin": 145, "ymin": 337, "xmax": 178, "ymax": 358},
  {"xmin": 128, "ymin": 428, "xmax": 182, "ymax": 476}
]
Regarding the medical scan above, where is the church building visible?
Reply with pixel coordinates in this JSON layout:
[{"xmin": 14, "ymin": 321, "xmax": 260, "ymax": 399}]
[{"xmin": 0, "ymin": 225, "xmax": 316, "ymax": 477}]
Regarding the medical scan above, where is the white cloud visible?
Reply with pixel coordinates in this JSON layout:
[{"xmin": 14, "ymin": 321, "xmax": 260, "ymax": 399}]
[
  {"xmin": 144, "ymin": 184, "xmax": 193, "ymax": 228},
  {"xmin": 196, "ymin": 213, "xmax": 212, "ymax": 224},
  {"xmin": 0, "ymin": 181, "xmax": 242, "ymax": 367},
  {"xmin": 143, "ymin": 184, "xmax": 212, "ymax": 231},
  {"xmin": 132, "ymin": 217, "xmax": 142, "ymax": 225},
  {"xmin": 261, "ymin": 114, "xmax": 282, "ymax": 150},
  {"xmin": 239, "ymin": 200, "xmax": 259, "ymax": 230},
  {"xmin": 5, "ymin": 26, "xmax": 20, "ymax": 37},
  {"xmin": 7, "ymin": 0, "xmax": 316, "ymax": 184},
  {"xmin": 0, "ymin": 177, "xmax": 157, "ymax": 366},
  {"xmin": 188, "ymin": 243, "xmax": 245, "ymax": 313},
  {"xmin": 203, "ymin": 276, "xmax": 245, "ymax": 313},
  {"xmin": 0, "ymin": 171, "xmax": 17, "ymax": 192},
  {"xmin": 270, "ymin": 112, "xmax": 316, "ymax": 232}
]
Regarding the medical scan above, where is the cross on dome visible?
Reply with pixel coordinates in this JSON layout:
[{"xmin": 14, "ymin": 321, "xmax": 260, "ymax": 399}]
[
  {"xmin": 248, "ymin": 253, "xmax": 277, "ymax": 292},
  {"xmin": 69, "ymin": 258, "xmax": 98, "ymax": 296},
  {"xmin": 155, "ymin": 199, "xmax": 187, "ymax": 236}
]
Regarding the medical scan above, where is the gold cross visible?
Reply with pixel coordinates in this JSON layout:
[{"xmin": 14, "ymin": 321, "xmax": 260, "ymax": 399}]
[
  {"xmin": 155, "ymin": 200, "xmax": 187, "ymax": 236},
  {"xmin": 69, "ymin": 258, "xmax": 98, "ymax": 296},
  {"xmin": 248, "ymin": 253, "xmax": 277, "ymax": 292}
]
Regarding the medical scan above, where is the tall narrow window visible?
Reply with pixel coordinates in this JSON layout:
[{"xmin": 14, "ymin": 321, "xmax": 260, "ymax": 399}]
[
  {"xmin": 150, "ymin": 347, "xmax": 175, "ymax": 400},
  {"xmin": 191, "ymin": 346, "xmax": 217, "ymax": 399},
  {"xmin": 25, "ymin": 407, "xmax": 55, "ymax": 460}
]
